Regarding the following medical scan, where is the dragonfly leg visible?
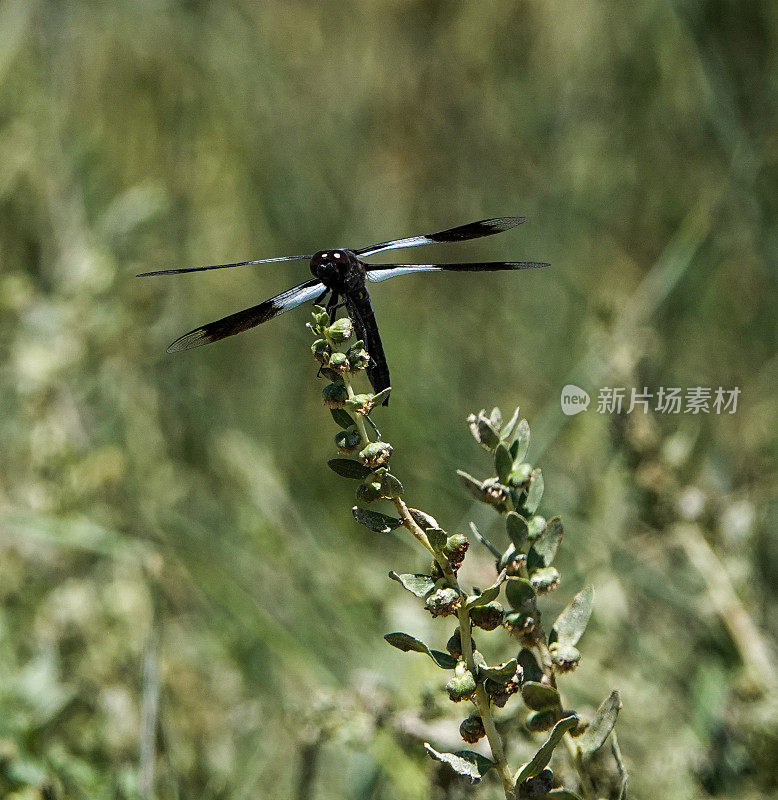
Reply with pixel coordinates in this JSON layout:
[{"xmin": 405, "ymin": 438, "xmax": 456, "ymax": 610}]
[{"xmin": 326, "ymin": 292, "xmax": 341, "ymax": 323}]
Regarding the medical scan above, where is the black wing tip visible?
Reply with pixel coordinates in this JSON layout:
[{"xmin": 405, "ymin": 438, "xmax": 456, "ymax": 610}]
[{"xmin": 166, "ymin": 329, "xmax": 210, "ymax": 353}]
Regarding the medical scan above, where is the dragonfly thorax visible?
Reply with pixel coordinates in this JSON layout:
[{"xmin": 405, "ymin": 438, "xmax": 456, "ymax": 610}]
[{"xmin": 309, "ymin": 249, "xmax": 364, "ymax": 292}]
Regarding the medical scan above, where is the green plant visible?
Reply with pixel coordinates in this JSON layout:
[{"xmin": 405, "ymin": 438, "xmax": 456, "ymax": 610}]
[{"xmin": 308, "ymin": 307, "xmax": 628, "ymax": 800}]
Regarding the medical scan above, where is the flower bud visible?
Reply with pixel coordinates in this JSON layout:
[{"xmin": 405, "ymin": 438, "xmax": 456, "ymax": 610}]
[
  {"xmin": 446, "ymin": 667, "xmax": 477, "ymax": 702},
  {"xmin": 359, "ymin": 441, "xmax": 393, "ymax": 469},
  {"xmin": 311, "ymin": 338, "xmax": 331, "ymax": 364},
  {"xmin": 424, "ymin": 587, "xmax": 461, "ymax": 617},
  {"xmin": 469, "ymin": 601, "xmax": 504, "ymax": 631},
  {"xmin": 459, "ymin": 715, "xmax": 486, "ymax": 743},
  {"xmin": 443, "ymin": 532, "xmax": 469, "ymax": 571},
  {"xmin": 518, "ymin": 767, "xmax": 554, "ymax": 796},
  {"xmin": 504, "ymin": 610, "xmax": 538, "ymax": 638},
  {"xmin": 549, "ymin": 642, "xmax": 581, "ymax": 672},
  {"xmin": 530, "ymin": 566, "xmax": 560, "ymax": 594},
  {"xmin": 327, "ymin": 352, "xmax": 350, "ymax": 374},
  {"xmin": 326, "ymin": 317, "xmax": 353, "ymax": 342},
  {"xmin": 346, "ymin": 341, "xmax": 370, "ymax": 371},
  {"xmin": 486, "ymin": 674, "xmax": 521, "ymax": 708},
  {"xmin": 322, "ymin": 382, "xmax": 348, "ymax": 408},
  {"xmin": 334, "ymin": 429, "xmax": 362, "ymax": 454}
]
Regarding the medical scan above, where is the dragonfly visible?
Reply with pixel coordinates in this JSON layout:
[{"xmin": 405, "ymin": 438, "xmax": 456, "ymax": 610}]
[{"xmin": 139, "ymin": 216, "xmax": 548, "ymax": 404}]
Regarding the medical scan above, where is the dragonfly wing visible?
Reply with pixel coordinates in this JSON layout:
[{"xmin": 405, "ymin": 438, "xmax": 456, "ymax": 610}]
[
  {"xmin": 365, "ymin": 261, "xmax": 549, "ymax": 283},
  {"xmin": 355, "ymin": 216, "xmax": 525, "ymax": 258},
  {"xmin": 167, "ymin": 279, "xmax": 325, "ymax": 352},
  {"xmin": 138, "ymin": 254, "xmax": 312, "ymax": 277}
]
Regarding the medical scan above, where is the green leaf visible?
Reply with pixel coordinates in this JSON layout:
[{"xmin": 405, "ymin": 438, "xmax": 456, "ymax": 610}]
[
  {"xmin": 352, "ymin": 507, "xmax": 403, "ymax": 533},
  {"xmin": 495, "ymin": 443, "xmax": 513, "ymax": 483},
  {"xmin": 457, "ymin": 470, "xmax": 488, "ymax": 502},
  {"xmin": 380, "ymin": 472, "xmax": 404, "ymax": 499},
  {"xmin": 426, "ymin": 527, "xmax": 447, "ymax": 551},
  {"xmin": 409, "ymin": 507, "xmax": 439, "ymax": 530},
  {"xmin": 514, "ymin": 419, "xmax": 531, "ymax": 462},
  {"xmin": 577, "ymin": 691, "xmax": 621, "ymax": 760},
  {"xmin": 466, "ymin": 579, "xmax": 502, "ymax": 609},
  {"xmin": 550, "ymin": 586, "xmax": 594, "ymax": 647},
  {"xmin": 389, "ymin": 572, "xmax": 436, "ymax": 598},
  {"xmin": 384, "ymin": 632, "xmax": 457, "ymax": 669},
  {"xmin": 330, "ymin": 408, "xmax": 355, "ymax": 429},
  {"xmin": 479, "ymin": 658, "xmax": 518, "ymax": 684},
  {"xmin": 467, "ymin": 411, "xmax": 500, "ymax": 451},
  {"xmin": 527, "ymin": 517, "xmax": 564, "ymax": 570},
  {"xmin": 524, "ymin": 468, "xmax": 544, "ymax": 514},
  {"xmin": 500, "ymin": 406, "xmax": 521, "ymax": 442},
  {"xmin": 517, "ymin": 648, "xmax": 543, "ymax": 684},
  {"xmin": 514, "ymin": 715, "xmax": 578, "ymax": 785},
  {"xmin": 506, "ymin": 512, "xmax": 529, "ymax": 550},
  {"xmin": 424, "ymin": 745, "xmax": 494, "ymax": 783},
  {"xmin": 505, "ymin": 577, "xmax": 536, "ymax": 609},
  {"xmin": 328, "ymin": 458, "xmax": 371, "ymax": 479},
  {"xmin": 521, "ymin": 681, "xmax": 561, "ymax": 711},
  {"xmin": 490, "ymin": 407, "xmax": 503, "ymax": 429},
  {"xmin": 371, "ymin": 387, "xmax": 392, "ymax": 406}
]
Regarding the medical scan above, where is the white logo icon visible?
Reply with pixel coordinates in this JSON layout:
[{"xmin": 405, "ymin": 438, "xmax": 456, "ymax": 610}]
[{"xmin": 561, "ymin": 384, "xmax": 590, "ymax": 416}]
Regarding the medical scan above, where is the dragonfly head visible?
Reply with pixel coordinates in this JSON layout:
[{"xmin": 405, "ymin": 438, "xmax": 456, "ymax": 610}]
[{"xmin": 310, "ymin": 249, "xmax": 355, "ymax": 289}]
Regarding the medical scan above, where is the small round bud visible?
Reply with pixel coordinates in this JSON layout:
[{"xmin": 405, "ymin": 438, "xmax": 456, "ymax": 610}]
[
  {"xmin": 549, "ymin": 642, "xmax": 581, "ymax": 672},
  {"xmin": 311, "ymin": 338, "xmax": 331, "ymax": 364},
  {"xmin": 346, "ymin": 342, "xmax": 370, "ymax": 371},
  {"xmin": 504, "ymin": 610, "xmax": 537, "ymax": 638},
  {"xmin": 355, "ymin": 481, "xmax": 382, "ymax": 503},
  {"xmin": 459, "ymin": 715, "xmax": 486, "ymax": 743},
  {"xmin": 346, "ymin": 393, "xmax": 376, "ymax": 416},
  {"xmin": 530, "ymin": 566, "xmax": 560, "ymax": 594},
  {"xmin": 359, "ymin": 441, "xmax": 393, "ymax": 469},
  {"xmin": 508, "ymin": 462, "xmax": 533, "ymax": 486},
  {"xmin": 446, "ymin": 629, "xmax": 463, "ymax": 657},
  {"xmin": 334, "ymin": 429, "xmax": 362, "ymax": 454},
  {"xmin": 446, "ymin": 669, "xmax": 477, "ymax": 702},
  {"xmin": 322, "ymin": 382, "xmax": 348, "ymax": 408},
  {"xmin": 519, "ymin": 767, "xmax": 554, "ymax": 796},
  {"xmin": 326, "ymin": 317, "xmax": 354, "ymax": 342},
  {"xmin": 504, "ymin": 553, "xmax": 528, "ymax": 576},
  {"xmin": 525, "ymin": 710, "xmax": 557, "ymax": 733},
  {"xmin": 424, "ymin": 587, "xmax": 461, "ymax": 617},
  {"xmin": 443, "ymin": 533, "xmax": 469, "ymax": 571},
  {"xmin": 482, "ymin": 478, "xmax": 509, "ymax": 507},
  {"xmin": 327, "ymin": 352, "xmax": 350, "ymax": 374},
  {"xmin": 486, "ymin": 674, "xmax": 521, "ymax": 708},
  {"xmin": 469, "ymin": 601, "xmax": 504, "ymax": 631}
]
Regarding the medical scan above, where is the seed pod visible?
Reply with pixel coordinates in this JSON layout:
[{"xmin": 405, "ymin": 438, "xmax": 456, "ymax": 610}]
[
  {"xmin": 328, "ymin": 352, "xmax": 350, "ymax": 374},
  {"xmin": 459, "ymin": 715, "xmax": 486, "ymax": 744},
  {"xmin": 486, "ymin": 674, "xmax": 521, "ymax": 708},
  {"xmin": 530, "ymin": 566, "xmax": 560, "ymax": 594},
  {"xmin": 322, "ymin": 382, "xmax": 348, "ymax": 409},
  {"xmin": 443, "ymin": 532, "xmax": 469, "ymax": 571},
  {"xmin": 424, "ymin": 587, "xmax": 461, "ymax": 618},
  {"xmin": 311, "ymin": 338, "xmax": 332, "ymax": 365},
  {"xmin": 504, "ymin": 610, "xmax": 538, "ymax": 638},
  {"xmin": 346, "ymin": 341, "xmax": 370, "ymax": 371},
  {"xmin": 446, "ymin": 668, "xmax": 477, "ymax": 702},
  {"xmin": 508, "ymin": 462, "xmax": 533, "ymax": 486},
  {"xmin": 469, "ymin": 601, "xmax": 504, "ymax": 631},
  {"xmin": 326, "ymin": 317, "xmax": 354, "ymax": 342},
  {"xmin": 549, "ymin": 642, "xmax": 581, "ymax": 672},
  {"xmin": 359, "ymin": 441, "xmax": 393, "ymax": 469}
]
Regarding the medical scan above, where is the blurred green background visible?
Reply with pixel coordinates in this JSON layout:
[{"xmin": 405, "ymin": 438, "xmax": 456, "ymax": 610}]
[{"xmin": 1, "ymin": 1, "xmax": 777, "ymax": 798}]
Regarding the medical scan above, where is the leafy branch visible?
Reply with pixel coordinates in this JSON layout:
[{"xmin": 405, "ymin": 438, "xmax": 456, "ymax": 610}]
[{"xmin": 307, "ymin": 307, "xmax": 627, "ymax": 799}]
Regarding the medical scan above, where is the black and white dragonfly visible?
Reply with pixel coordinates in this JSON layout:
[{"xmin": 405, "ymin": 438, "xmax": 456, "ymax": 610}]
[{"xmin": 139, "ymin": 216, "xmax": 547, "ymax": 403}]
